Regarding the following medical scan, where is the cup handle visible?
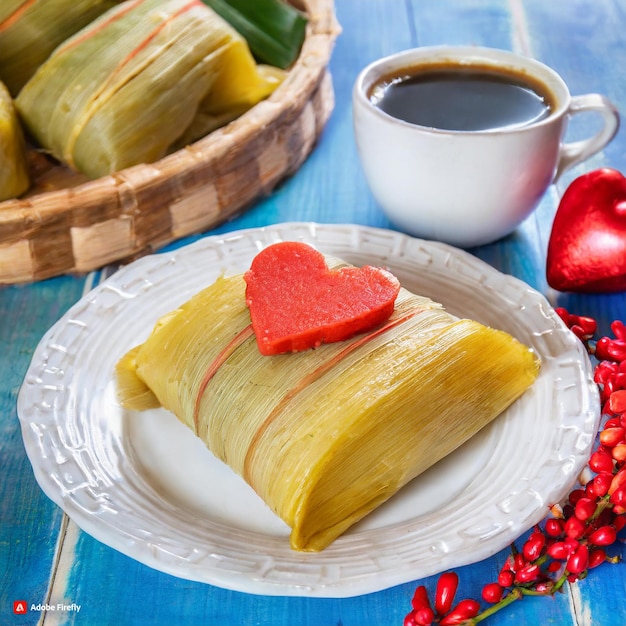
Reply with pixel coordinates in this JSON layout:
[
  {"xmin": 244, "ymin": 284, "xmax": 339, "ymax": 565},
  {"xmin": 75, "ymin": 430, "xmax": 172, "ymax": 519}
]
[{"xmin": 555, "ymin": 94, "xmax": 620, "ymax": 181}]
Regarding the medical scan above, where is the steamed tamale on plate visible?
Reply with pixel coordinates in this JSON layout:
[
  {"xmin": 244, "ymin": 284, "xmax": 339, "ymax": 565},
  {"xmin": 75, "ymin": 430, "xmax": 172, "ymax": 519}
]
[
  {"xmin": 116, "ymin": 244, "xmax": 540, "ymax": 552},
  {"xmin": 0, "ymin": 0, "xmax": 339, "ymax": 283},
  {"xmin": 17, "ymin": 224, "xmax": 600, "ymax": 597}
]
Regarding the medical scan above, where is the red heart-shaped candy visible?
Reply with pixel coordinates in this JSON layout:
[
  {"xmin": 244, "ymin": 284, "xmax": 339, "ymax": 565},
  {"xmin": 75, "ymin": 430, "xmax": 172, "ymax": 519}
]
[
  {"xmin": 547, "ymin": 168, "xmax": 626, "ymax": 293},
  {"xmin": 244, "ymin": 241, "xmax": 401, "ymax": 355}
]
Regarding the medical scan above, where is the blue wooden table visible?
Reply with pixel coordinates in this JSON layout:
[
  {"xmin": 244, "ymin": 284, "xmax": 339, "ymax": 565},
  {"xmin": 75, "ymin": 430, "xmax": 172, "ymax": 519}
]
[{"xmin": 2, "ymin": 1, "xmax": 626, "ymax": 624}]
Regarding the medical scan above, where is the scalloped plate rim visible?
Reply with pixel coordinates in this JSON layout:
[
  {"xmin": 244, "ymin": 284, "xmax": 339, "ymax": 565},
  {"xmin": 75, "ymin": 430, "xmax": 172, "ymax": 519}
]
[{"xmin": 17, "ymin": 222, "xmax": 600, "ymax": 598}]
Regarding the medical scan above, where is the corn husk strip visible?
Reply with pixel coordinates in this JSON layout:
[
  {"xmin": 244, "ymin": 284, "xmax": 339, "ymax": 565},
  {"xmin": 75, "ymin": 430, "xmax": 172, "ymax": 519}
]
[
  {"xmin": 0, "ymin": 0, "xmax": 119, "ymax": 96},
  {"xmin": 117, "ymin": 265, "xmax": 540, "ymax": 552},
  {"xmin": 0, "ymin": 82, "xmax": 29, "ymax": 200},
  {"xmin": 53, "ymin": 0, "xmax": 143, "ymax": 55},
  {"xmin": 0, "ymin": 1, "xmax": 37, "ymax": 30},
  {"xmin": 16, "ymin": 0, "xmax": 281, "ymax": 178},
  {"xmin": 193, "ymin": 323, "xmax": 254, "ymax": 433}
]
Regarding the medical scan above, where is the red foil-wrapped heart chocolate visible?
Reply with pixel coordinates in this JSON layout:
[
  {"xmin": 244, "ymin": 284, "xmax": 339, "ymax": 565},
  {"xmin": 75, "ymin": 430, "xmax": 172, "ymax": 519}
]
[{"xmin": 547, "ymin": 168, "xmax": 626, "ymax": 293}]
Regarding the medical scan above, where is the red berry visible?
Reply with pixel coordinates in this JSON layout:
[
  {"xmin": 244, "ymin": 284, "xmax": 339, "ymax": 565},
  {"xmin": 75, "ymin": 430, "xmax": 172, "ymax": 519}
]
[
  {"xmin": 589, "ymin": 549, "xmax": 607, "ymax": 569},
  {"xmin": 515, "ymin": 563, "xmax": 540, "ymax": 584},
  {"xmin": 609, "ymin": 388, "xmax": 626, "ymax": 413},
  {"xmin": 565, "ymin": 516, "xmax": 586, "ymax": 539},
  {"xmin": 440, "ymin": 599, "xmax": 481, "ymax": 625},
  {"xmin": 548, "ymin": 541, "xmax": 570, "ymax": 560},
  {"xmin": 610, "ymin": 484, "xmax": 626, "ymax": 513},
  {"xmin": 555, "ymin": 307, "xmax": 570, "ymax": 324},
  {"xmin": 566, "ymin": 544, "xmax": 589, "ymax": 574},
  {"xmin": 404, "ymin": 610, "xmax": 419, "ymax": 626},
  {"xmin": 574, "ymin": 497, "xmax": 597, "ymax": 521},
  {"xmin": 591, "ymin": 472, "xmax": 614, "ymax": 499},
  {"xmin": 614, "ymin": 515, "xmax": 626, "ymax": 531},
  {"xmin": 568, "ymin": 488, "xmax": 587, "ymax": 505},
  {"xmin": 513, "ymin": 553, "xmax": 526, "ymax": 572},
  {"xmin": 588, "ymin": 525, "xmax": 617, "ymax": 546},
  {"xmin": 545, "ymin": 518, "xmax": 563, "ymax": 537},
  {"xmin": 435, "ymin": 572, "xmax": 458, "ymax": 615},
  {"xmin": 481, "ymin": 582, "xmax": 503, "ymax": 604},
  {"xmin": 523, "ymin": 532, "xmax": 546, "ymax": 561},
  {"xmin": 578, "ymin": 316, "xmax": 598, "ymax": 336},
  {"xmin": 497, "ymin": 569, "xmax": 514, "ymax": 587},
  {"xmin": 600, "ymin": 427, "xmax": 625, "ymax": 447},
  {"xmin": 609, "ymin": 468, "xmax": 626, "ymax": 495},
  {"xmin": 595, "ymin": 361, "xmax": 618, "ymax": 385},
  {"xmin": 611, "ymin": 320, "xmax": 626, "ymax": 340},
  {"xmin": 612, "ymin": 443, "xmax": 626, "ymax": 463},
  {"xmin": 414, "ymin": 607, "xmax": 435, "ymax": 626},
  {"xmin": 589, "ymin": 449, "xmax": 615, "ymax": 473},
  {"xmin": 411, "ymin": 586, "xmax": 431, "ymax": 611},
  {"xmin": 596, "ymin": 338, "xmax": 626, "ymax": 362},
  {"xmin": 571, "ymin": 325, "xmax": 587, "ymax": 340}
]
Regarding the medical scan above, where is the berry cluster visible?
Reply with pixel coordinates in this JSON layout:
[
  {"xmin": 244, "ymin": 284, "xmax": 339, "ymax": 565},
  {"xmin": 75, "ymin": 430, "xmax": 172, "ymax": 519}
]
[{"xmin": 404, "ymin": 311, "xmax": 625, "ymax": 626}]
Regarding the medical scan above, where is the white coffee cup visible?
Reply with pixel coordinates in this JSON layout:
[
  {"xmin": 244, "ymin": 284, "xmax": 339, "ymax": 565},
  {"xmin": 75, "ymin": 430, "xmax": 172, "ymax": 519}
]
[{"xmin": 353, "ymin": 46, "xmax": 620, "ymax": 247}]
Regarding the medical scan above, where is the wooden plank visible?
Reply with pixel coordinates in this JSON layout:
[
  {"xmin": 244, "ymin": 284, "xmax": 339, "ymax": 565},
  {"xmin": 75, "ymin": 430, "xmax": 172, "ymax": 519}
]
[
  {"xmin": 0, "ymin": 276, "xmax": 87, "ymax": 626},
  {"xmin": 1, "ymin": 2, "xmax": 625, "ymax": 626}
]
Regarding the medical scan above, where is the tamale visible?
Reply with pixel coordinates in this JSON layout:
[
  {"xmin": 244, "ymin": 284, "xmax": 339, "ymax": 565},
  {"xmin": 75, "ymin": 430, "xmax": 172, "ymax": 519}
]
[
  {"xmin": 0, "ymin": 0, "xmax": 119, "ymax": 97},
  {"xmin": 116, "ymin": 259, "xmax": 540, "ymax": 552},
  {"xmin": 0, "ymin": 82, "xmax": 29, "ymax": 200},
  {"xmin": 15, "ymin": 0, "xmax": 283, "ymax": 179}
]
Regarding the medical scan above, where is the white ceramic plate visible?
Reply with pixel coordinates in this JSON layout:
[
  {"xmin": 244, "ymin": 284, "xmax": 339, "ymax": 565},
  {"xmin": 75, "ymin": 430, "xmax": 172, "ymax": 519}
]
[{"xmin": 18, "ymin": 223, "xmax": 599, "ymax": 598}]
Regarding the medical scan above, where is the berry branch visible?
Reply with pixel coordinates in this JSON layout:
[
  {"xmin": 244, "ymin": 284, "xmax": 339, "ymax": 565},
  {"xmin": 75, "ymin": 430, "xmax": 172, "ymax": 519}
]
[{"xmin": 404, "ymin": 311, "xmax": 626, "ymax": 626}]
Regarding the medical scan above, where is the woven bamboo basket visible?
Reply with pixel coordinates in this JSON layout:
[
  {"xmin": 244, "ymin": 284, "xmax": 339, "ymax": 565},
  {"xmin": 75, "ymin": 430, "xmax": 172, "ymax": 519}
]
[{"xmin": 0, "ymin": 0, "xmax": 339, "ymax": 284}]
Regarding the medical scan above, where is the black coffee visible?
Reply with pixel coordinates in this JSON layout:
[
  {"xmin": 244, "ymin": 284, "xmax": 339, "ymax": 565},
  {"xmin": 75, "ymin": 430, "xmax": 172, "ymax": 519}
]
[{"xmin": 369, "ymin": 64, "xmax": 554, "ymax": 131}]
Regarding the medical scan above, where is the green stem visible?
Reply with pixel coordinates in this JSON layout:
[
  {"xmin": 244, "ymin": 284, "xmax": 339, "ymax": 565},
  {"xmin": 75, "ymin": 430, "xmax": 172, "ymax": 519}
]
[
  {"xmin": 470, "ymin": 588, "xmax": 523, "ymax": 623},
  {"xmin": 551, "ymin": 572, "xmax": 569, "ymax": 594},
  {"xmin": 470, "ymin": 577, "xmax": 568, "ymax": 624}
]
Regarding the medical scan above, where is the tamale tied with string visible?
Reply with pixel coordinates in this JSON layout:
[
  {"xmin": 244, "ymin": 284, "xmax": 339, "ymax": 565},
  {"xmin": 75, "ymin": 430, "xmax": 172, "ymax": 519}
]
[
  {"xmin": 15, "ymin": 0, "xmax": 283, "ymax": 179},
  {"xmin": 116, "ymin": 255, "xmax": 540, "ymax": 552},
  {"xmin": 0, "ymin": 0, "xmax": 119, "ymax": 97}
]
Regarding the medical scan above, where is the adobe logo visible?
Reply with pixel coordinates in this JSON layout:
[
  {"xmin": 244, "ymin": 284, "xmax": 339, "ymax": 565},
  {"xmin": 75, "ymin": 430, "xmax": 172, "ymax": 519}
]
[{"xmin": 13, "ymin": 600, "xmax": 28, "ymax": 614}]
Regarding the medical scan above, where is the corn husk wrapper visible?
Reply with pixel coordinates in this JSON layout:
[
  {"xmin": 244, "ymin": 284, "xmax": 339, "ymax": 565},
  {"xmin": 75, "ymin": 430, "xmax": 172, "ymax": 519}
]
[
  {"xmin": 0, "ymin": 82, "xmax": 29, "ymax": 200},
  {"xmin": 116, "ymin": 262, "xmax": 540, "ymax": 552},
  {"xmin": 0, "ymin": 0, "xmax": 119, "ymax": 97},
  {"xmin": 15, "ymin": 0, "xmax": 283, "ymax": 179}
]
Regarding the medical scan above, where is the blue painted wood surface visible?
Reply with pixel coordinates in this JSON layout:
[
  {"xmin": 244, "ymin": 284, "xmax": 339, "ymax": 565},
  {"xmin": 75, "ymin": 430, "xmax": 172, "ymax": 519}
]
[{"xmin": 1, "ymin": 1, "xmax": 626, "ymax": 624}]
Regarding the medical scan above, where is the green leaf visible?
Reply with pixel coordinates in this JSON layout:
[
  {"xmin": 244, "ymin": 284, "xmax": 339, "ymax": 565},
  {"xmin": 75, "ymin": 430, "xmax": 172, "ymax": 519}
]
[{"xmin": 202, "ymin": 0, "xmax": 307, "ymax": 69}]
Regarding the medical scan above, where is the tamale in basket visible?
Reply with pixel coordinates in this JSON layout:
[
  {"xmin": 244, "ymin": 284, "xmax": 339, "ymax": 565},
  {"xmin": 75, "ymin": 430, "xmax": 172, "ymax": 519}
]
[
  {"xmin": 0, "ymin": 0, "xmax": 119, "ymax": 96},
  {"xmin": 116, "ymin": 255, "xmax": 540, "ymax": 552},
  {"xmin": 16, "ymin": 0, "xmax": 283, "ymax": 179},
  {"xmin": 0, "ymin": 0, "xmax": 339, "ymax": 283}
]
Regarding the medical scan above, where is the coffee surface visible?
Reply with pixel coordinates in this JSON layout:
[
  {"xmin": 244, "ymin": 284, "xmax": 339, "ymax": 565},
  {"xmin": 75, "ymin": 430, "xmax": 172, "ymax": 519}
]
[{"xmin": 371, "ymin": 67, "xmax": 553, "ymax": 131}]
